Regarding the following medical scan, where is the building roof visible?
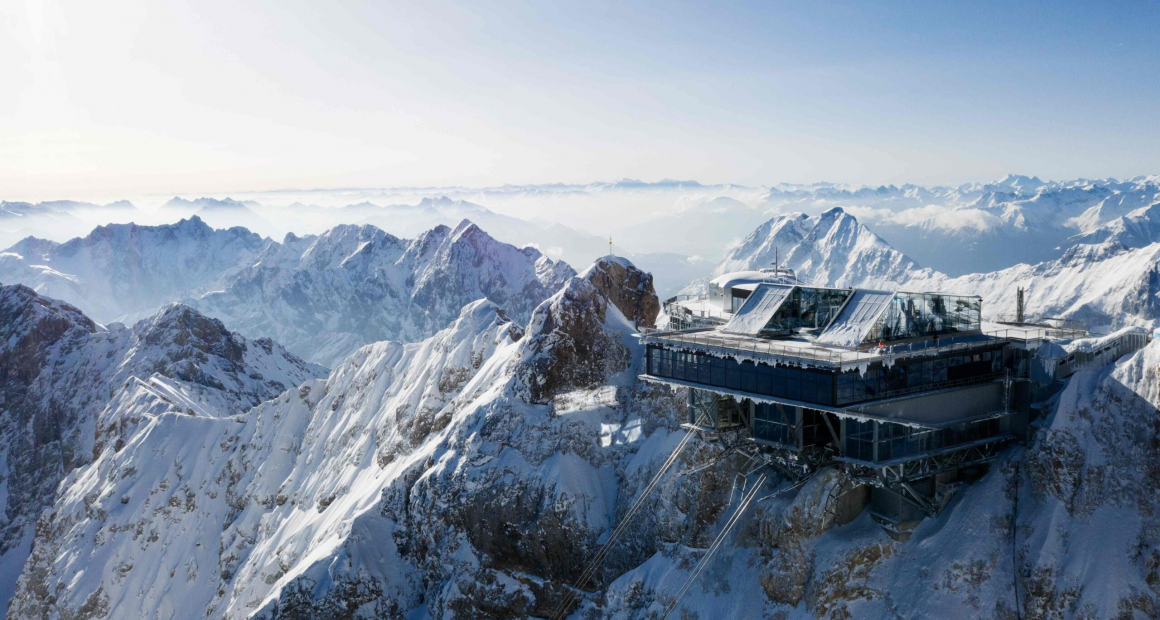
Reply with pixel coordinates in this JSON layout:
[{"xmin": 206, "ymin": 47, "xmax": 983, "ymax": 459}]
[
  {"xmin": 720, "ymin": 283, "xmax": 794, "ymax": 336},
  {"xmin": 642, "ymin": 325, "xmax": 1004, "ymax": 371},
  {"xmin": 815, "ymin": 289, "xmax": 894, "ymax": 347},
  {"xmin": 709, "ymin": 269, "xmax": 798, "ymax": 292}
]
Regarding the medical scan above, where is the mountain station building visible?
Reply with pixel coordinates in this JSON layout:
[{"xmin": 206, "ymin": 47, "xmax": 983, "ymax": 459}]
[{"xmin": 644, "ymin": 270, "xmax": 1067, "ymax": 536}]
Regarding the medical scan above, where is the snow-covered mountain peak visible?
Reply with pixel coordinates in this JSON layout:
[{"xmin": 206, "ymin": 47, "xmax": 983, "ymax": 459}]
[
  {"xmin": 0, "ymin": 217, "xmax": 572, "ymax": 366},
  {"xmin": 184, "ymin": 219, "xmax": 574, "ymax": 366},
  {"xmin": 443, "ymin": 218, "xmax": 546, "ymax": 262},
  {"xmin": 134, "ymin": 302, "xmax": 251, "ymax": 363},
  {"xmin": 1056, "ymin": 240, "xmax": 1130, "ymax": 267},
  {"xmin": 0, "ymin": 282, "xmax": 95, "ymax": 331},
  {"xmin": 0, "ymin": 217, "xmax": 274, "ymax": 323},
  {"xmin": 579, "ymin": 255, "xmax": 660, "ymax": 328},
  {"xmin": 1, "ymin": 236, "xmax": 61, "ymax": 261},
  {"xmin": 712, "ymin": 209, "xmax": 920, "ymax": 288},
  {"xmin": 449, "ymin": 217, "xmax": 487, "ymax": 242},
  {"xmin": 296, "ymin": 222, "xmax": 403, "ymax": 271},
  {"xmin": 0, "ymin": 284, "xmax": 100, "ymax": 384},
  {"xmin": 994, "ymin": 173, "xmax": 1047, "ymax": 191}
]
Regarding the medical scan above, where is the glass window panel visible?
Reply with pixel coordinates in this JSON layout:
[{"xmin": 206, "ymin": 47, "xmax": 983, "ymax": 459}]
[{"xmin": 756, "ymin": 373, "xmax": 771, "ymax": 395}]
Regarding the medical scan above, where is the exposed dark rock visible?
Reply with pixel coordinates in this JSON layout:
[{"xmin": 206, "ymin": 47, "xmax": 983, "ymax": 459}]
[{"xmin": 583, "ymin": 257, "xmax": 660, "ymax": 329}]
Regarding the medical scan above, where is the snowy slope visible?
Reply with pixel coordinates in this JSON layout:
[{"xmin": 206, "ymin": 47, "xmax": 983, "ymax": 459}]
[
  {"xmin": 8, "ymin": 258, "xmax": 722, "ymax": 619},
  {"xmin": 9, "ymin": 256, "xmax": 1160, "ymax": 619},
  {"xmin": 903, "ymin": 241, "xmax": 1160, "ymax": 331},
  {"xmin": 1067, "ymin": 201, "xmax": 1160, "ymax": 249},
  {"xmin": 0, "ymin": 284, "xmax": 325, "ymax": 614},
  {"xmin": 195, "ymin": 219, "xmax": 575, "ymax": 366},
  {"xmin": 711, "ymin": 208, "xmax": 922, "ymax": 288}
]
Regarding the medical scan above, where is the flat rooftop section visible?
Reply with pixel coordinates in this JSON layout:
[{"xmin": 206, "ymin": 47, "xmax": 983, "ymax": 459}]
[
  {"xmin": 982, "ymin": 321, "xmax": 1050, "ymax": 340},
  {"xmin": 981, "ymin": 321, "xmax": 1087, "ymax": 342},
  {"xmin": 669, "ymin": 297, "xmax": 729, "ymax": 320},
  {"xmin": 643, "ymin": 327, "xmax": 1006, "ymax": 370}
]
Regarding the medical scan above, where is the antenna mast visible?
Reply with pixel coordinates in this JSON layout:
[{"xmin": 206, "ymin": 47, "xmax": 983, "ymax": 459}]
[{"xmin": 609, "ymin": 235, "xmax": 613, "ymax": 256}]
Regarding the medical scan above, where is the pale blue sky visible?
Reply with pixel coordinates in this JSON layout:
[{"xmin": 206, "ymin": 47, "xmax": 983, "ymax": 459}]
[{"xmin": 2, "ymin": 0, "xmax": 1158, "ymax": 198}]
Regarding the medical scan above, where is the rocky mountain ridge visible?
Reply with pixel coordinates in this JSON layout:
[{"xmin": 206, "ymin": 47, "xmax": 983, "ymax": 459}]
[
  {"xmin": 0, "ymin": 217, "xmax": 576, "ymax": 367},
  {"xmin": 0, "ymin": 284, "xmax": 326, "ymax": 612}
]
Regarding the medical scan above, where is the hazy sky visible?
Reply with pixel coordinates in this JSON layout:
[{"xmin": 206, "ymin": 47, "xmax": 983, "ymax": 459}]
[{"xmin": 3, "ymin": 0, "xmax": 1159, "ymax": 200}]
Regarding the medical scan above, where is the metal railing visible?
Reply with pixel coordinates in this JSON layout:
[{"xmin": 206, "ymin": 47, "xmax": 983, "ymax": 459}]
[
  {"xmin": 992, "ymin": 314, "xmax": 1088, "ymax": 340},
  {"xmin": 663, "ymin": 293, "xmax": 709, "ymax": 305},
  {"xmin": 661, "ymin": 295, "xmax": 727, "ymax": 331},
  {"xmin": 1054, "ymin": 328, "xmax": 1152, "ymax": 380},
  {"xmin": 640, "ymin": 327, "xmax": 1035, "ymax": 369}
]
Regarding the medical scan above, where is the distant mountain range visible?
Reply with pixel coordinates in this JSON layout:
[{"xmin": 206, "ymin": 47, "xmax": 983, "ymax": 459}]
[
  {"xmin": 0, "ymin": 217, "xmax": 574, "ymax": 366},
  {"xmin": 8, "ymin": 175, "xmax": 1159, "ymax": 295},
  {"xmin": 195, "ymin": 219, "xmax": 576, "ymax": 366},
  {"xmin": 759, "ymin": 175, "xmax": 1160, "ymax": 275}
]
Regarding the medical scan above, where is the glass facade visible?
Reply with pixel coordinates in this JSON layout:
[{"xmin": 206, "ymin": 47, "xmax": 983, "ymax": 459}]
[
  {"xmin": 753, "ymin": 402, "xmax": 796, "ymax": 447},
  {"xmin": 865, "ymin": 292, "xmax": 981, "ymax": 343},
  {"xmin": 844, "ymin": 418, "xmax": 876, "ymax": 461},
  {"xmin": 763, "ymin": 286, "xmax": 852, "ymax": 334},
  {"xmin": 730, "ymin": 288, "xmax": 751, "ymax": 313},
  {"xmin": 647, "ymin": 345, "xmax": 1004, "ymax": 407},
  {"xmin": 835, "ymin": 347, "xmax": 1002, "ymax": 404},
  {"xmin": 647, "ymin": 347, "xmax": 836, "ymax": 406},
  {"xmin": 688, "ymin": 388, "xmax": 719, "ymax": 428},
  {"xmin": 842, "ymin": 416, "xmax": 1005, "ymax": 464}
]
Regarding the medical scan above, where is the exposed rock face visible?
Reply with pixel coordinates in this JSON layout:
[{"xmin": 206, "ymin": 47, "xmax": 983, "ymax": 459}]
[
  {"xmin": 1014, "ymin": 345, "xmax": 1160, "ymax": 617},
  {"xmin": 514, "ymin": 278, "xmax": 633, "ymax": 405},
  {"xmin": 0, "ymin": 284, "xmax": 325, "ymax": 611},
  {"xmin": 582, "ymin": 256, "xmax": 660, "ymax": 329},
  {"xmin": 0, "ymin": 284, "xmax": 97, "ymax": 392},
  {"xmin": 0, "ymin": 284, "xmax": 102, "ymax": 579}
]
